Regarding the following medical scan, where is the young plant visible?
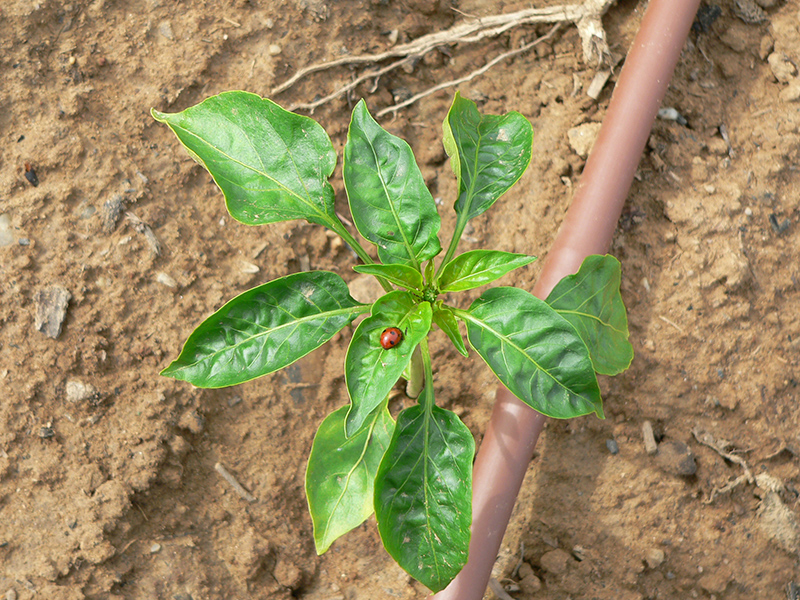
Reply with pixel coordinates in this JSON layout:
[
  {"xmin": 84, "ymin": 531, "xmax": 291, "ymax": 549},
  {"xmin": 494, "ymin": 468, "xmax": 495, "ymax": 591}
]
[{"xmin": 153, "ymin": 91, "xmax": 633, "ymax": 591}]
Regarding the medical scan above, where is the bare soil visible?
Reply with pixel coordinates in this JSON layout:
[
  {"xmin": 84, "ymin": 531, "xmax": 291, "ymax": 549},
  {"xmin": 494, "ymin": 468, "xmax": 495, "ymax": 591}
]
[{"xmin": 1, "ymin": 1, "xmax": 799, "ymax": 598}]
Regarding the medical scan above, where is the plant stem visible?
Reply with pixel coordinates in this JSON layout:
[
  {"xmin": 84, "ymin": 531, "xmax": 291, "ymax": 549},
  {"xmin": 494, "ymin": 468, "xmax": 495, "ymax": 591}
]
[
  {"xmin": 435, "ymin": 213, "xmax": 469, "ymax": 279},
  {"xmin": 328, "ymin": 219, "xmax": 393, "ymax": 292},
  {"xmin": 418, "ymin": 336, "xmax": 435, "ymax": 411},
  {"xmin": 405, "ymin": 345, "xmax": 424, "ymax": 399}
]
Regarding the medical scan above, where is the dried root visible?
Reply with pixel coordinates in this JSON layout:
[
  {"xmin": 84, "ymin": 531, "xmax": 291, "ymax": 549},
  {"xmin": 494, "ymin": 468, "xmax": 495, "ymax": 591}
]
[{"xmin": 273, "ymin": 0, "xmax": 615, "ymax": 114}]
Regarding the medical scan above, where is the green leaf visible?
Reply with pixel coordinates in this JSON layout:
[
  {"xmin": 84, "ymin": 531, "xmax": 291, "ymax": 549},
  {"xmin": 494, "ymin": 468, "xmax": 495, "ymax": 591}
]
[
  {"xmin": 374, "ymin": 401, "xmax": 474, "ymax": 592},
  {"xmin": 442, "ymin": 92, "xmax": 533, "ymax": 221},
  {"xmin": 162, "ymin": 271, "xmax": 366, "ymax": 388},
  {"xmin": 462, "ymin": 287, "xmax": 603, "ymax": 419},
  {"xmin": 152, "ymin": 91, "xmax": 339, "ymax": 228},
  {"xmin": 432, "ymin": 305, "xmax": 468, "ymax": 357},
  {"xmin": 438, "ymin": 250, "xmax": 536, "ymax": 292},
  {"xmin": 343, "ymin": 100, "xmax": 442, "ymax": 269},
  {"xmin": 306, "ymin": 403, "xmax": 395, "ymax": 554},
  {"xmin": 353, "ymin": 263, "xmax": 424, "ymax": 291},
  {"xmin": 545, "ymin": 255, "xmax": 634, "ymax": 376},
  {"xmin": 345, "ymin": 292, "xmax": 432, "ymax": 436}
]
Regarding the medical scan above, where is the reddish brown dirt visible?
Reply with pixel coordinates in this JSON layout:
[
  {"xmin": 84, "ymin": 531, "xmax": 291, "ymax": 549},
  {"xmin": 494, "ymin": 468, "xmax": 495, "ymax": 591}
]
[{"xmin": 1, "ymin": 1, "xmax": 798, "ymax": 599}]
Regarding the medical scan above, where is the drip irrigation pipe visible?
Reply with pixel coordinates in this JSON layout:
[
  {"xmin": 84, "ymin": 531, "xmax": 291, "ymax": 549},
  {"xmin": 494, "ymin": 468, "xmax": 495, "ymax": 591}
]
[{"xmin": 430, "ymin": 0, "xmax": 702, "ymax": 597}]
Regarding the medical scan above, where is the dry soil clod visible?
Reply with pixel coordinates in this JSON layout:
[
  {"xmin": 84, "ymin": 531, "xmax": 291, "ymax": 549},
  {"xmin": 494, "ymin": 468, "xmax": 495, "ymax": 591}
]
[
  {"xmin": 654, "ymin": 439, "xmax": 697, "ymax": 477},
  {"xmin": 102, "ymin": 193, "xmax": 126, "ymax": 233}
]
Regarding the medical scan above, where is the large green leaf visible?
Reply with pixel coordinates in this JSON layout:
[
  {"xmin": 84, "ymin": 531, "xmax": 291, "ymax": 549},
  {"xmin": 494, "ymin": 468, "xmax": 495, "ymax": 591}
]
[
  {"xmin": 545, "ymin": 255, "xmax": 633, "ymax": 376},
  {"xmin": 461, "ymin": 287, "xmax": 603, "ymax": 419},
  {"xmin": 352, "ymin": 263, "xmax": 424, "ymax": 291},
  {"xmin": 374, "ymin": 400, "xmax": 474, "ymax": 592},
  {"xmin": 306, "ymin": 403, "xmax": 395, "ymax": 554},
  {"xmin": 345, "ymin": 292, "xmax": 432, "ymax": 437},
  {"xmin": 152, "ymin": 91, "xmax": 339, "ymax": 228},
  {"xmin": 432, "ymin": 305, "xmax": 468, "ymax": 357},
  {"xmin": 162, "ymin": 271, "xmax": 367, "ymax": 388},
  {"xmin": 442, "ymin": 92, "xmax": 533, "ymax": 221},
  {"xmin": 438, "ymin": 250, "xmax": 536, "ymax": 292},
  {"xmin": 343, "ymin": 101, "xmax": 442, "ymax": 269}
]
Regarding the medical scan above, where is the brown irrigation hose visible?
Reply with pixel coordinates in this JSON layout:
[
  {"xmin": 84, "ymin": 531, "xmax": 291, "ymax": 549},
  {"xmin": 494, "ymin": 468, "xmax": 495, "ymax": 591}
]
[{"xmin": 430, "ymin": 0, "xmax": 702, "ymax": 597}]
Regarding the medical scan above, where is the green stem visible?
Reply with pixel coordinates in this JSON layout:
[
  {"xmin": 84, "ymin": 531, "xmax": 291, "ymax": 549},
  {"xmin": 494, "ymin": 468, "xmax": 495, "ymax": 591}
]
[
  {"xmin": 418, "ymin": 336, "xmax": 435, "ymax": 412},
  {"xmin": 405, "ymin": 345, "xmax": 424, "ymax": 400},
  {"xmin": 435, "ymin": 213, "xmax": 469, "ymax": 280},
  {"xmin": 327, "ymin": 219, "xmax": 393, "ymax": 293}
]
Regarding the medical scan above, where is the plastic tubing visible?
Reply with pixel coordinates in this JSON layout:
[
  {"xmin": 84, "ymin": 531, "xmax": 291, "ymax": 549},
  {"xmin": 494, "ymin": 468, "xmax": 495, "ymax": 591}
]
[{"xmin": 430, "ymin": 0, "xmax": 701, "ymax": 597}]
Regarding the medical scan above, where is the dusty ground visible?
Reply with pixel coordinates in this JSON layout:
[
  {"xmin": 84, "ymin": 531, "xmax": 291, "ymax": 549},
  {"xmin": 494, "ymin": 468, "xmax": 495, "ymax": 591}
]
[{"xmin": 1, "ymin": 0, "xmax": 799, "ymax": 598}]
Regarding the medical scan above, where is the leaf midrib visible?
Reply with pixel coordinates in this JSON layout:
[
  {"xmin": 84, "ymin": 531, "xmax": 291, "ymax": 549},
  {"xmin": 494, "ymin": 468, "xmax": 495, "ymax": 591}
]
[
  {"xmin": 171, "ymin": 304, "xmax": 366, "ymax": 372},
  {"xmin": 459, "ymin": 309, "xmax": 585, "ymax": 400},
  {"xmin": 555, "ymin": 308, "xmax": 628, "ymax": 335},
  {"xmin": 360, "ymin": 129, "xmax": 421, "ymax": 271},
  {"xmin": 166, "ymin": 119, "xmax": 333, "ymax": 225},
  {"xmin": 319, "ymin": 412, "xmax": 380, "ymax": 547}
]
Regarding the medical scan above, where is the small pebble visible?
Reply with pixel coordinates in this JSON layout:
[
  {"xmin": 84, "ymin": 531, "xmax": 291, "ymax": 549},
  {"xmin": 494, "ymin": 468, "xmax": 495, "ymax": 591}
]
[
  {"xmin": 642, "ymin": 420, "xmax": 658, "ymax": 455},
  {"xmin": 6, "ymin": 589, "xmax": 17, "ymax": 600},
  {"xmin": 66, "ymin": 380, "xmax": 97, "ymax": 403},
  {"xmin": 744, "ymin": 207, "xmax": 753, "ymax": 217},
  {"xmin": 645, "ymin": 548, "xmax": 665, "ymax": 568},
  {"xmin": 268, "ymin": 44, "xmax": 282, "ymax": 55},
  {"xmin": 606, "ymin": 439, "xmax": 619, "ymax": 454},
  {"xmin": 149, "ymin": 542, "xmax": 162, "ymax": 553},
  {"xmin": 102, "ymin": 194, "xmax": 125, "ymax": 233},
  {"xmin": 0, "ymin": 214, "xmax": 13, "ymax": 246},
  {"xmin": 240, "ymin": 261, "xmax": 260, "ymax": 274},
  {"xmin": 18, "ymin": 238, "xmax": 29, "ymax": 246},
  {"xmin": 24, "ymin": 163, "xmax": 38, "ymax": 187},
  {"xmin": 34, "ymin": 285, "xmax": 72, "ymax": 339},
  {"xmin": 158, "ymin": 20, "xmax": 174, "ymax": 40},
  {"xmin": 657, "ymin": 107, "xmax": 687, "ymax": 126},
  {"xmin": 156, "ymin": 272, "xmax": 178, "ymax": 289}
]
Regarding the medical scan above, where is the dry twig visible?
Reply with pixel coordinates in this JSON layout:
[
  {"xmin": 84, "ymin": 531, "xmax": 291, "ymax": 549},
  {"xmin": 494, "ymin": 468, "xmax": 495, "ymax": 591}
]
[
  {"xmin": 692, "ymin": 428, "xmax": 755, "ymax": 503},
  {"xmin": 488, "ymin": 578, "xmax": 517, "ymax": 600},
  {"xmin": 214, "ymin": 462, "xmax": 258, "ymax": 503},
  {"xmin": 376, "ymin": 24, "xmax": 561, "ymax": 118},
  {"xmin": 273, "ymin": 0, "xmax": 615, "ymax": 113},
  {"xmin": 125, "ymin": 212, "xmax": 162, "ymax": 256}
]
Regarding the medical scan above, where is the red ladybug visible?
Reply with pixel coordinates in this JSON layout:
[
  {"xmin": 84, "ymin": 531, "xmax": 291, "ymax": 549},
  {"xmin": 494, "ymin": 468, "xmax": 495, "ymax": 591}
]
[{"xmin": 380, "ymin": 327, "xmax": 403, "ymax": 349}]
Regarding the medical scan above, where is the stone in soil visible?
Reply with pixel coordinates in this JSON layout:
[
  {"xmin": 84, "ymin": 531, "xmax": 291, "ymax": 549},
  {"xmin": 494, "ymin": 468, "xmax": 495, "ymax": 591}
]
[{"xmin": 33, "ymin": 285, "xmax": 72, "ymax": 339}]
